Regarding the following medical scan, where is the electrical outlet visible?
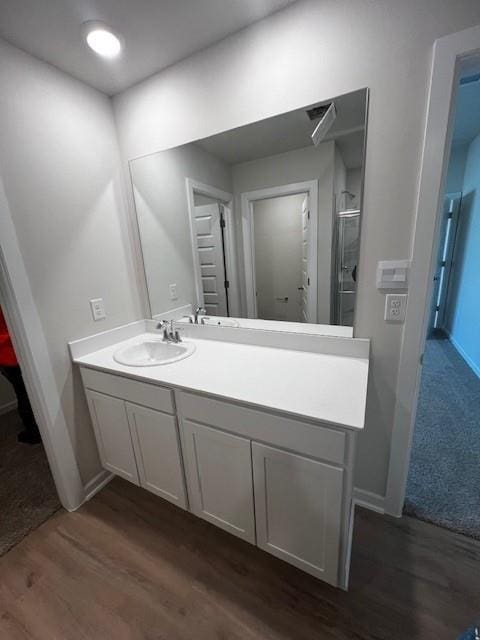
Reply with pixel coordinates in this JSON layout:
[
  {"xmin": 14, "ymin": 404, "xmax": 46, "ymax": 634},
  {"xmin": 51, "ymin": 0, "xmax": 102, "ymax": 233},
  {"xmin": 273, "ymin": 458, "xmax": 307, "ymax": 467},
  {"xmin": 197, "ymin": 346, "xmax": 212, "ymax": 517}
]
[
  {"xmin": 385, "ymin": 294, "xmax": 407, "ymax": 322},
  {"xmin": 169, "ymin": 284, "xmax": 178, "ymax": 301},
  {"xmin": 90, "ymin": 298, "xmax": 106, "ymax": 321}
]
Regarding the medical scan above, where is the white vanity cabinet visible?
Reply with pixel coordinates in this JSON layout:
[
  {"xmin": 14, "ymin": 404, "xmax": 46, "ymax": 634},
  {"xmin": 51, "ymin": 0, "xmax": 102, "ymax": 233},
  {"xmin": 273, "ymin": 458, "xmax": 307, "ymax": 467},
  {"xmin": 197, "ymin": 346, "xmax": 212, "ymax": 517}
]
[
  {"xmin": 252, "ymin": 443, "xmax": 344, "ymax": 585},
  {"xmin": 181, "ymin": 419, "xmax": 256, "ymax": 543},
  {"xmin": 86, "ymin": 389, "xmax": 140, "ymax": 485},
  {"xmin": 81, "ymin": 368, "xmax": 187, "ymax": 509},
  {"xmin": 175, "ymin": 390, "xmax": 354, "ymax": 588},
  {"xmin": 80, "ymin": 367, "xmax": 357, "ymax": 589}
]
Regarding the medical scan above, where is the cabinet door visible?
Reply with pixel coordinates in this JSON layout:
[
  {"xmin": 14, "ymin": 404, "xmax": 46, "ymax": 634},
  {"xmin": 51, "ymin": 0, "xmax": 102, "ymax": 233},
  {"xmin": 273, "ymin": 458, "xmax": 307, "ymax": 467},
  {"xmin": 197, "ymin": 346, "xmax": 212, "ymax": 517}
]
[
  {"xmin": 252, "ymin": 443, "xmax": 343, "ymax": 586},
  {"xmin": 181, "ymin": 419, "xmax": 255, "ymax": 543},
  {"xmin": 86, "ymin": 390, "xmax": 139, "ymax": 485},
  {"xmin": 126, "ymin": 403, "xmax": 187, "ymax": 509}
]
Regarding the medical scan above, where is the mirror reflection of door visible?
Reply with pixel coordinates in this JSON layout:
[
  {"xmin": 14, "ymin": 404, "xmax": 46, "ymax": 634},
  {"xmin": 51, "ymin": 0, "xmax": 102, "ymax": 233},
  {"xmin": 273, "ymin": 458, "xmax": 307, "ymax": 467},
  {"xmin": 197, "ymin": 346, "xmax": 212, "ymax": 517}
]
[
  {"xmin": 193, "ymin": 202, "xmax": 229, "ymax": 316},
  {"xmin": 252, "ymin": 193, "xmax": 309, "ymax": 322}
]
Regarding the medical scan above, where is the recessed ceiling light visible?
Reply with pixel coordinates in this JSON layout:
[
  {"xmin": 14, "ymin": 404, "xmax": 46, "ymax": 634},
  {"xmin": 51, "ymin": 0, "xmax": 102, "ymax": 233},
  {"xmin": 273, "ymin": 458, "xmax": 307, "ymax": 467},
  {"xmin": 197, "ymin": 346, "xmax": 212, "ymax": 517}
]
[{"xmin": 83, "ymin": 21, "xmax": 122, "ymax": 58}]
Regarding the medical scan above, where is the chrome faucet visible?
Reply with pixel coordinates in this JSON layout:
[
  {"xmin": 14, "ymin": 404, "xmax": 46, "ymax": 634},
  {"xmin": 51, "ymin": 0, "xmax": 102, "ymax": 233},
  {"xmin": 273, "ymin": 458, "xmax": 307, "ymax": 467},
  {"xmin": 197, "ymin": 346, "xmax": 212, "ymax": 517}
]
[
  {"xmin": 156, "ymin": 319, "xmax": 182, "ymax": 343},
  {"xmin": 194, "ymin": 306, "xmax": 206, "ymax": 324}
]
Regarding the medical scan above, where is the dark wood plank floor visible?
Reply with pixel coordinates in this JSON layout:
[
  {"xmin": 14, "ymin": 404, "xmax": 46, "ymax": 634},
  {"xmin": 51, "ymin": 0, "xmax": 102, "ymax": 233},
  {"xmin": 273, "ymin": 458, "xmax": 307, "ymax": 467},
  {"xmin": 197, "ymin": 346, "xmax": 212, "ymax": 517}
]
[{"xmin": 0, "ymin": 477, "xmax": 478, "ymax": 640}]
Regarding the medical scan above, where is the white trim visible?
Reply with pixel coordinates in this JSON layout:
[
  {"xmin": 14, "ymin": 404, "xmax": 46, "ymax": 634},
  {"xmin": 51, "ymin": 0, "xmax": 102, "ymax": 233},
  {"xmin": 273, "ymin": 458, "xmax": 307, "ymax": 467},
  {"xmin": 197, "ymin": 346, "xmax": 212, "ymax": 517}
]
[
  {"xmin": 353, "ymin": 488, "xmax": 385, "ymax": 515},
  {"xmin": 0, "ymin": 176, "xmax": 84, "ymax": 511},
  {"xmin": 152, "ymin": 304, "xmax": 193, "ymax": 322},
  {"xmin": 240, "ymin": 181, "xmax": 319, "ymax": 320},
  {"xmin": 185, "ymin": 178, "xmax": 240, "ymax": 317},
  {"xmin": 385, "ymin": 25, "xmax": 480, "ymax": 517},
  {"xmin": 0, "ymin": 399, "xmax": 17, "ymax": 416},
  {"xmin": 83, "ymin": 469, "xmax": 114, "ymax": 503}
]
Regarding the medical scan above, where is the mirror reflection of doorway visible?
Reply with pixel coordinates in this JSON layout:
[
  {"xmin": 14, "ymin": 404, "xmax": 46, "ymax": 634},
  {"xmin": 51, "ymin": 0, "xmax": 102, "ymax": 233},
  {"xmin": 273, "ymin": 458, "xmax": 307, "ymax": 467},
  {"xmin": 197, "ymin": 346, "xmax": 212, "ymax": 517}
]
[
  {"xmin": 192, "ymin": 201, "xmax": 230, "ymax": 317},
  {"xmin": 252, "ymin": 193, "xmax": 308, "ymax": 322}
]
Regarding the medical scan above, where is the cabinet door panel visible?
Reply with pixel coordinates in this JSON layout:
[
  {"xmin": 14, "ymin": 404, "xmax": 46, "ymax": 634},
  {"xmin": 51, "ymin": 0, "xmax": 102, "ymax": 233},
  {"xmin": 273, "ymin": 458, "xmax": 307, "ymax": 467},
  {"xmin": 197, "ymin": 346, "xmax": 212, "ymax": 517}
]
[
  {"xmin": 86, "ymin": 390, "xmax": 139, "ymax": 485},
  {"xmin": 252, "ymin": 443, "xmax": 343, "ymax": 586},
  {"xmin": 127, "ymin": 403, "xmax": 187, "ymax": 509},
  {"xmin": 181, "ymin": 420, "xmax": 255, "ymax": 543}
]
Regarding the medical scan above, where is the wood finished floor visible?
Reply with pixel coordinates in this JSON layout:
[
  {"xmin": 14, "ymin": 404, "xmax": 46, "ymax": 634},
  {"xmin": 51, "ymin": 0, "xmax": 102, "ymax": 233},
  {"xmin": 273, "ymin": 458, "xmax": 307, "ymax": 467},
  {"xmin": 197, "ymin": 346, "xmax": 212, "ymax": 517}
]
[{"xmin": 1, "ymin": 477, "xmax": 479, "ymax": 640}]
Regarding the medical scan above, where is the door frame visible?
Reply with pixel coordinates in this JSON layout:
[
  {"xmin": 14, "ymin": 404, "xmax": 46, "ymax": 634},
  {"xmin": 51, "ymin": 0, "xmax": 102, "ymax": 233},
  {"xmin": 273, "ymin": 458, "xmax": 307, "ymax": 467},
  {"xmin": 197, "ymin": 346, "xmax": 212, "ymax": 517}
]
[
  {"xmin": 432, "ymin": 192, "xmax": 462, "ymax": 331},
  {"xmin": 240, "ymin": 180, "xmax": 319, "ymax": 320},
  {"xmin": 185, "ymin": 178, "xmax": 240, "ymax": 317},
  {"xmin": 385, "ymin": 25, "xmax": 480, "ymax": 517},
  {"xmin": 0, "ymin": 177, "xmax": 84, "ymax": 511}
]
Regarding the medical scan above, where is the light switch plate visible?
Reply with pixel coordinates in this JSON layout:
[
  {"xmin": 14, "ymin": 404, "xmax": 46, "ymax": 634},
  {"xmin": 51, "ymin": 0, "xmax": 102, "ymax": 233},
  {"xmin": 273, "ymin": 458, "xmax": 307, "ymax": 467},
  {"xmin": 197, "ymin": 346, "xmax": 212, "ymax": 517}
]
[
  {"xmin": 90, "ymin": 298, "xmax": 106, "ymax": 321},
  {"xmin": 385, "ymin": 294, "xmax": 407, "ymax": 322},
  {"xmin": 376, "ymin": 260, "xmax": 410, "ymax": 290},
  {"xmin": 169, "ymin": 284, "xmax": 178, "ymax": 301}
]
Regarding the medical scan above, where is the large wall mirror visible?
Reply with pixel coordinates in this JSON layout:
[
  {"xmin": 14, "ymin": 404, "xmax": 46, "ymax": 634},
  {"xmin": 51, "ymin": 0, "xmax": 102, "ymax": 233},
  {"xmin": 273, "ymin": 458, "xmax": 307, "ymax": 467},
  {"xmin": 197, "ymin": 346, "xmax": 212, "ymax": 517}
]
[{"xmin": 130, "ymin": 88, "xmax": 368, "ymax": 334}]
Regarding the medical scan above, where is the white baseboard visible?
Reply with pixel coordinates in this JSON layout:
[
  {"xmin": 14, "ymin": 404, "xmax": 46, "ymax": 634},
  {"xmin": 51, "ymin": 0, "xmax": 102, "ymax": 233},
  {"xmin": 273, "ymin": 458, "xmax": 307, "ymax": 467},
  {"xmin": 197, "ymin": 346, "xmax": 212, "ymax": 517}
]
[
  {"xmin": 353, "ymin": 488, "xmax": 385, "ymax": 514},
  {"xmin": 0, "ymin": 399, "xmax": 17, "ymax": 416},
  {"xmin": 83, "ymin": 469, "xmax": 114, "ymax": 503},
  {"xmin": 448, "ymin": 334, "xmax": 480, "ymax": 379}
]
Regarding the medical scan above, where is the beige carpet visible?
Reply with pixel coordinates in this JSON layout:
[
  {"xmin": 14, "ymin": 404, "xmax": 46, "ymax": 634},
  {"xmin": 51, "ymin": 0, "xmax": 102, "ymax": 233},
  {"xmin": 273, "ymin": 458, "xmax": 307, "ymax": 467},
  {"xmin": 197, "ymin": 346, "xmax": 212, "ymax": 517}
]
[{"xmin": 0, "ymin": 409, "xmax": 61, "ymax": 556}]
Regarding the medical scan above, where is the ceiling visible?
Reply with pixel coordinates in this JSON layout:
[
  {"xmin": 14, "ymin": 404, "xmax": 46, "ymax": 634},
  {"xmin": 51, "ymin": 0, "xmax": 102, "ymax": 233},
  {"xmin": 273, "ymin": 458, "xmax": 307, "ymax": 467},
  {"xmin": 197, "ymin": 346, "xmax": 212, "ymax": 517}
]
[
  {"xmin": 196, "ymin": 89, "xmax": 367, "ymax": 168},
  {"xmin": 452, "ymin": 79, "xmax": 480, "ymax": 146},
  {"xmin": 0, "ymin": 0, "xmax": 297, "ymax": 95}
]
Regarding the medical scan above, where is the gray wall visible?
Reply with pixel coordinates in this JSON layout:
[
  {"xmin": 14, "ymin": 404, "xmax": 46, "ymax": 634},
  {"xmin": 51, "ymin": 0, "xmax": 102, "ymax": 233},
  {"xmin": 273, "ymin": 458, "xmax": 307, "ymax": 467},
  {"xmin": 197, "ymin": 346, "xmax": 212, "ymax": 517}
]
[
  {"xmin": 113, "ymin": 0, "xmax": 480, "ymax": 498},
  {"xmin": 0, "ymin": 38, "xmax": 142, "ymax": 484},
  {"xmin": 130, "ymin": 143, "xmax": 232, "ymax": 316}
]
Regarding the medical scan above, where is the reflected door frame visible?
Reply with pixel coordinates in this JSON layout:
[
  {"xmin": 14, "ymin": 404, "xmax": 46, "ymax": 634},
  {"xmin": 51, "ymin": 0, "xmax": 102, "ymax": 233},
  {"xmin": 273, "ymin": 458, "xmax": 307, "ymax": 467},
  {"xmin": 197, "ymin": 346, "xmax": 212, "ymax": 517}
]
[
  {"xmin": 185, "ymin": 178, "xmax": 240, "ymax": 317},
  {"xmin": 240, "ymin": 180, "xmax": 318, "ymax": 321}
]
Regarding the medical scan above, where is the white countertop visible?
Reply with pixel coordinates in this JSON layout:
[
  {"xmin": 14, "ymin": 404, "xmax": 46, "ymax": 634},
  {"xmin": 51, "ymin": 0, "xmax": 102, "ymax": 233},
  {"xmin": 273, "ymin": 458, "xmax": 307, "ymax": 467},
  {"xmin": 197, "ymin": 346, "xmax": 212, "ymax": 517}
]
[{"xmin": 73, "ymin": 332, "xmax": 369, "ymax": 430}]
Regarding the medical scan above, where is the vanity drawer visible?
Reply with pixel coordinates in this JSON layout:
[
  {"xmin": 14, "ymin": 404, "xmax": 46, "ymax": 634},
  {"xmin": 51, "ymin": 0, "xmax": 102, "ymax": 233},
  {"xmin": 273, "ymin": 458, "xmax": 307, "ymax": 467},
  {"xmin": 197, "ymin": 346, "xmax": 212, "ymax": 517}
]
[
  {"xmin": 176, "ymin": 391, "xmax": 346, "ymax": 465},
  {"xmin": 80, "ymin": 367, "xmax": 174, "ymax": 415}
]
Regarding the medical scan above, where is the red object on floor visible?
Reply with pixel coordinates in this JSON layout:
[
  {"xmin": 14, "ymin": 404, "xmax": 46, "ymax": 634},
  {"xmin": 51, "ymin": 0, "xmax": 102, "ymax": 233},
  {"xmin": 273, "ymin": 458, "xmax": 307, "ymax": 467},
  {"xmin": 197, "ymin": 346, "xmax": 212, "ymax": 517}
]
[{"xmin": 0, "ymin": 308, "xmax": 18, "ymax": 367}]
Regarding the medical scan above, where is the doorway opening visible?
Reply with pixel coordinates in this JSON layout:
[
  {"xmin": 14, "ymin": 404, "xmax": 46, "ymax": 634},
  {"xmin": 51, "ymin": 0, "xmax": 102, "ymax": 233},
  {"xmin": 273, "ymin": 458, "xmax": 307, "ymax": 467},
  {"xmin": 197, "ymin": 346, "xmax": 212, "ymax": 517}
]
[
  {"xmin": 0, "ymin": 303, "xmax": 60, "ymax": 555},
  {"xmin": 252, "ymin": 193, "xmax": 309, "ymax": 323},
  {"xmin": 241, "ymin": 180, "xmax": 318, "ymax": 322},
  {"xmin": 186, "ymin": 178, "xmax": 239, "ymax": 318},
  {"xmin": 404, "ymin": 64, "xmax": 480, "ymax": 538}
]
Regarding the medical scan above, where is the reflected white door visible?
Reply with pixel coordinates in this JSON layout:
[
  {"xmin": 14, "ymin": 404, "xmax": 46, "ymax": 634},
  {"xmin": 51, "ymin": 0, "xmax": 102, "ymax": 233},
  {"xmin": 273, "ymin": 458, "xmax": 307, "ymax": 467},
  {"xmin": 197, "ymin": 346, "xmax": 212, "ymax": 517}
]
[
  {"xmin": 193, "ymin": 203, "xmax": 228, "ymax": 316},
  {"xmin": 300, "ymin": 195, "xmax": 310, "ymax": 323}
]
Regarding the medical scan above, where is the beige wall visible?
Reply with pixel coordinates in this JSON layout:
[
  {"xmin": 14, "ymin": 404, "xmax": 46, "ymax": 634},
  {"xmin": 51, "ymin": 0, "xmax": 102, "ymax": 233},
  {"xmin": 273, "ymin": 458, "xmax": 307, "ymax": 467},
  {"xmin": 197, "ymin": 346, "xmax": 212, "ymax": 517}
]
[
  {"xmin": 0, "ymin": 38, "xmax": 142, "ymax": 484},
  {"xmin": 113, "ymin": 0, "xmax": 480, "ymax": 498}
]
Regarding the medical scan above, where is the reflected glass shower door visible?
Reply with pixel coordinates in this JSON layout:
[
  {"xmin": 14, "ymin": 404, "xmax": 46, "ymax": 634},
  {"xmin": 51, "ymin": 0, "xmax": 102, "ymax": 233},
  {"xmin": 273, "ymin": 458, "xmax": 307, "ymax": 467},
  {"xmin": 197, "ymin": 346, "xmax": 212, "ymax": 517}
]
[{"xmin": 334, "ymin": 210, "xmax": 360, "ymax": 326}]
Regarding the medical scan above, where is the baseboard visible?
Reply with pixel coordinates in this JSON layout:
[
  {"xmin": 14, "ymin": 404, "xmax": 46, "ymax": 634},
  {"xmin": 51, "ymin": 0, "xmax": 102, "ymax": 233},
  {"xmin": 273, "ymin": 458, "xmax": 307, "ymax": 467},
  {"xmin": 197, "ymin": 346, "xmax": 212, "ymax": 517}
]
[
  {"xmin": 83, "ymin": 469, "xmax": 113, "ymax": 503},
  {"xmin": 0, "ymin": 399, "xmax": 17, "ymax": 416},
  {"xmin": 447, "ymin": 334, "xmax": 480, "ymax": 379},
  {"xmin": 353, "ymin": 488, "xmax": 385, "ymax": 514}
]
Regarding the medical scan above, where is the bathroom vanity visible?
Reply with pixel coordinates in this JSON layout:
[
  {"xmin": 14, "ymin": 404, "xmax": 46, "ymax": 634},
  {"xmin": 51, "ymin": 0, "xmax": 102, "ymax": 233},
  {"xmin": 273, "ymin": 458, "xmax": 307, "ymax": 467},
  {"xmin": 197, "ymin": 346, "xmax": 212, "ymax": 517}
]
[{"xmin": 70, "ymin": 321, "xmax": 369, "ymax": 589}]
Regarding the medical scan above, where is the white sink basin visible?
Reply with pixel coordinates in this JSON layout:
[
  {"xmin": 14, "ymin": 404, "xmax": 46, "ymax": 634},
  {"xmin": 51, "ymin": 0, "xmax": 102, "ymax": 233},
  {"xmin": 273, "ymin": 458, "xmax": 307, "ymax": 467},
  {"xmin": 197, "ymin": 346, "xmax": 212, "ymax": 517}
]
[{"xmin": 113, "ymin": 339, "xmax": 195, "ymax": 367}]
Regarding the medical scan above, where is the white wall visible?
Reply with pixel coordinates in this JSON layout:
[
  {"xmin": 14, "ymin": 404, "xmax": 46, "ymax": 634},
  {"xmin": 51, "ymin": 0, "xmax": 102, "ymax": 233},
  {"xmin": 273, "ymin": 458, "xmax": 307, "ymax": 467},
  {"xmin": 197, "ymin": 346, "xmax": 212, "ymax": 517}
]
[
  {"xmin": 113, "ymin": 0, "xmax": 480, "ymax": 498},
  {"xmin": 0, "ymin": 38, "xmax": 142, "ymax": 484},
  {"xmin": 253, "ymin": 194, "xmax": 305, "ymax": 322},
  {"xmin": 346, "ymin": 168, "xmax": 363, "ymax": 210},
  {"xmin": 130, "ymin": 143, "xmax": 232, "ymax": 316},
  {"xmin": 232, "ymin": 143, "xmax": 335, "ymax": 323}
]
